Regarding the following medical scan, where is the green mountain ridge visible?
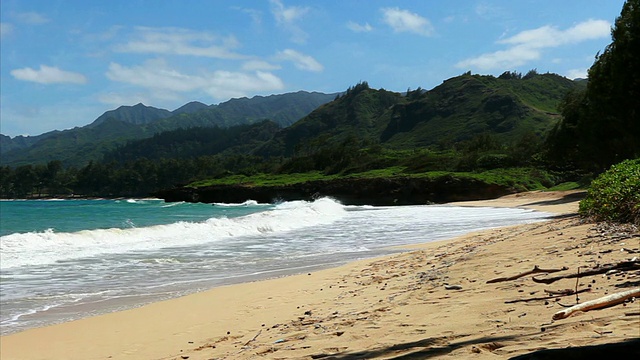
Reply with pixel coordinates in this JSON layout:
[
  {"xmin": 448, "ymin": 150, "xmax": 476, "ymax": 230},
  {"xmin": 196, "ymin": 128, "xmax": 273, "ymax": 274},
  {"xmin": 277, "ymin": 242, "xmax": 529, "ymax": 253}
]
[
  {"xmin": 0, "ymin": 91, "xmax": 337, "ymax": 167},
  {"xmin": 88, "ymin": 103, "xmax": 174, "ymax": 127},
  {"xmin": 1, "ymin": 73, "xmax": 581, "ymax": 169},
  {"xmin": 256, "ymin": 73, "xmax": 581, "ymax": 159}
]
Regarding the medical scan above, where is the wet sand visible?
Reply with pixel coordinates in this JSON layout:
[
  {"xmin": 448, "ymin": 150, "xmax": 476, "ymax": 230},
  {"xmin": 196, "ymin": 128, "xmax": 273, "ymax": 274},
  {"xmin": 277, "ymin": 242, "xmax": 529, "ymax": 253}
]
[{"xmin": 1, "ymin": 190, "xmax": 638, "ymax": 359}]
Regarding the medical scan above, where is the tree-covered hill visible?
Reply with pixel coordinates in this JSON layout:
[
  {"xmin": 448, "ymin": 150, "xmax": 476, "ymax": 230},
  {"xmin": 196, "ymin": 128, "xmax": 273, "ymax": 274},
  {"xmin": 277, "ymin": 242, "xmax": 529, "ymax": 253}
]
[
  {"xmin": 88, "ymin": 103, "xmax": 173, "ymax": 127},
  {"xmin": 0, "ymin": 91, "xmax": 337, "ymax": 167},
  {"xmin": 381, "ymin": 71, "xmax": 579, "ymax": 148},
  {"xmin": 255, "ymin": 72, "xmax": 581, "ymax": 159}
]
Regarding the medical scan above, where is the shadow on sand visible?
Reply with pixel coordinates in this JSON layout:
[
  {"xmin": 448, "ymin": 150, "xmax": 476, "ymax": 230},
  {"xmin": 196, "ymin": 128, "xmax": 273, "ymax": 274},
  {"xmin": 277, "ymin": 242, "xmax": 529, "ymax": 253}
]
[
  {"xmin": 509, "ymin": 338, "xmax": 640, "ymax": 359},
  {"xmin": 309, "ymin": 335, "xmax": 640, "ymax": 359},
  {"xmin": 310, "ymin": 334, "xmax": 516, "ymax": 359},
  {"xmin": 522, "ymin": 191, "xmax": 586, "ymax": 207}
]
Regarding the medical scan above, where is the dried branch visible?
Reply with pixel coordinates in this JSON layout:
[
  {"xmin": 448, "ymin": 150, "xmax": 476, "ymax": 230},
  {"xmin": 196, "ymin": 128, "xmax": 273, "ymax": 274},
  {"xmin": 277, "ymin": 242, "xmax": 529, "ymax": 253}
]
[
  {"xmin": 505, "ymin": 288, "xmax": 591, "ymax": 304},
  {"xmin": 533, "ymin": 261, "xmax": 640, "ymax": 285},
  {"xmin": 243, "ymin": 330, "xmax": 262, "ymax": 346},
  {"xmin": 552, "ymin": 288, "xmax": 640, "ymax": 320},
  {"xmin": 487, "ymin": 265, "xmax": 568, "ymax": 284}
]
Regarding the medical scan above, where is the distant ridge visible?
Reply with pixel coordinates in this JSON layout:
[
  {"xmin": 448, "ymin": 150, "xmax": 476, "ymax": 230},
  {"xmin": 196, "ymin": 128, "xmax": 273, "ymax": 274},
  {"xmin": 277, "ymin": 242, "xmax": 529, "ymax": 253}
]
[
  {"xmin": 89, "ymin": 103, "xmax": 173, "ymax": 127},
  {"xmin": 0, "ymin": 90, "xmax": 338, "ymax": 167},
  {"xmin": 172, "ymin": 101, "xmax": 209, "ymax": 115}
]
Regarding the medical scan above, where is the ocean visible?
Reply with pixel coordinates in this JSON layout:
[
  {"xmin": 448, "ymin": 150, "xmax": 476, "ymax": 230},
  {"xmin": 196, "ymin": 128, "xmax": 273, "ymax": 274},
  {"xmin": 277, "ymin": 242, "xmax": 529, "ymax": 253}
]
[{"xmin": 0, "ymin": 197, "xmax": 551, "ymax": 335}]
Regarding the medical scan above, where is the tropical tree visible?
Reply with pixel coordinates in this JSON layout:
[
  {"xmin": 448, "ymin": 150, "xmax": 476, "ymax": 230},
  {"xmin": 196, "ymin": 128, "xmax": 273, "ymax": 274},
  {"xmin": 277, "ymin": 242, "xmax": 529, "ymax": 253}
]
[{"xmin": 547, "ymin": 0, "xmax": 640, "ymax": 172}]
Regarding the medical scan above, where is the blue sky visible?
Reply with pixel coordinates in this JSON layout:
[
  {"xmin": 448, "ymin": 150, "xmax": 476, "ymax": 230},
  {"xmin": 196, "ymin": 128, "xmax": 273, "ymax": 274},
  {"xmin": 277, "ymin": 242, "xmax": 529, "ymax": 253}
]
[{"xmin": 0, "ymin": 0, "xmax": 626, "ymax": 137}]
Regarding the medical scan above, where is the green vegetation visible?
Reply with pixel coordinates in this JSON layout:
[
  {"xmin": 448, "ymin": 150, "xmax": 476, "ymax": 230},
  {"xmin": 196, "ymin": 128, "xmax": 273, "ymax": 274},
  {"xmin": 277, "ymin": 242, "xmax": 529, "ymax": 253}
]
[
  {"xmin": 1, "ymin": 1, "xmax": 638, "ymax": 216},
  {"xmin": 0, "ymin": 91, "xmax": 336, "ymax": 167},
  {"xmin": 547, "ymin": 0, "xmax": 640, "ymax": 172},
  {"xmin": 579, "ymin": 159, "xmax": 640, "ymax": 225}
]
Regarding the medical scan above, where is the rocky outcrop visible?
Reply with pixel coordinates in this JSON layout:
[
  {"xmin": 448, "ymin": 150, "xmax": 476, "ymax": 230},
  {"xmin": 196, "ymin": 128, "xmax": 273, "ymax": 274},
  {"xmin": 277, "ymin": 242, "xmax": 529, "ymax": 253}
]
[{"xmin": 155, "ymin": 176, "xmax": 513, "ymax": 205}]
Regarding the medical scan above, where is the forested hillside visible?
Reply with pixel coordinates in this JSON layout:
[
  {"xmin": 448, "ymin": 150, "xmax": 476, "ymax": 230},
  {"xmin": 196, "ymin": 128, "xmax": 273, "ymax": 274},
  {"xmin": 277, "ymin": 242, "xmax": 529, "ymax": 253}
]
[
  {"xmin": 0, "ymin": 91, "xmax": 336, "ymax": 167},
  {"xmin": 2, "ymin": 0, "xmax": 638, "ymax": 203},
  {"xmin": 0, "ymin": 71, "xmax": 585, "ymax": 199}
]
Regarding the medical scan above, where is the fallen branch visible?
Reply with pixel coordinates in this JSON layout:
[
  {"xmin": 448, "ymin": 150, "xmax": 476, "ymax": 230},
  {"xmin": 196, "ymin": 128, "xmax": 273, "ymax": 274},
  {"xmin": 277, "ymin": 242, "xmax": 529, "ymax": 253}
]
[
  {"xmin": 552, "ymin": 288, "xmax": 640, "ymax": 320},
  {"xmin": 243, "ymin": 330, "xmax": 262, "ymax": 346},
  {"xmin": 487, "ymin": 265, "xmax": 568, "ymax": 284},
  {"xmin": 533, "ymin": 261, "xmax": 640, "ymax": 284},
  {"xmin": 505, "ymin": 288, "xmax": 591, "ymax": 304},
  {"xmin": 544, "ymin": 288, "xmax": 588, "ymax": 296}
]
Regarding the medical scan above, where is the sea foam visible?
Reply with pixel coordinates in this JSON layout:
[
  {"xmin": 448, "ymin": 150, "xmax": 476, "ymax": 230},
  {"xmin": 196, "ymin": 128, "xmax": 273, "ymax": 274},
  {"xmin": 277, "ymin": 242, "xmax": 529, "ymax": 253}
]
[{"xmin": 0, "ymin": 198, "xmax": 346, "ymax": 270}]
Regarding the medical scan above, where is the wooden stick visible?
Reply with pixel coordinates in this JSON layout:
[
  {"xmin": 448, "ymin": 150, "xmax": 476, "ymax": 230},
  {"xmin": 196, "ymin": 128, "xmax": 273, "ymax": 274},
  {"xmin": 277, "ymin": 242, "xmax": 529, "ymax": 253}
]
[
  {"xmin": 552, "ymin": 288, "xmax": 640, "ymax": 320},
  {"xmin": 544, "ymin": 288, "xmax": 586, "ymax": 296},
  {"xmin": 533, "ymin": 261, "xmax": 640, "ymax": 284},
  {"xmin": 486, "ymin": 265, "xmax": 568, "ymax": 284},
  {"xmin": 505, "ymin": 288, "xmax": 591, "ymax": 304},
  {"xmin": 243, "ymin": 330, "xmax": 262, "ymax": 346}
]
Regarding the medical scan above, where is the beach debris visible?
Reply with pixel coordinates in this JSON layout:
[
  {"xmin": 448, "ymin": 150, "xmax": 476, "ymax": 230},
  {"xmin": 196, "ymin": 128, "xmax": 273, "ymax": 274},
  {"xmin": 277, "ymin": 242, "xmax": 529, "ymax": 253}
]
[
  {"xmin": 504, "ymin": 288, "xmax": 591, "ymax": 304},
  {"xmin": 486, "ymin": 265, "xmax": 568, "ymax": 284},
  {"xmin": 444, "ymin": 284, "xmax": 463, "ymax": 290},
  {"xmin": 533, "ymin": 260, "xmax": 640, "ymax": 284},
  {"xmin": 552, "ymin": 288, "xmax": 640, "ymax": 320},
  {"xmin": 243, "ymin": 330, "xmax": 262, "ymax": 346},
  {"xmin": 274, "ymin": 339, "xmax": 286, "ymax": 344}
]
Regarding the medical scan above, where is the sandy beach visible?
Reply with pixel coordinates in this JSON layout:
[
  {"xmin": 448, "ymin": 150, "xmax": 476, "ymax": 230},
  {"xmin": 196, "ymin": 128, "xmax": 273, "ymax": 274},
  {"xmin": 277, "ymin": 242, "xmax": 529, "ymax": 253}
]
[{"xmin": 1, "ymin": 190, "xmax": 638, "ymax": 359}]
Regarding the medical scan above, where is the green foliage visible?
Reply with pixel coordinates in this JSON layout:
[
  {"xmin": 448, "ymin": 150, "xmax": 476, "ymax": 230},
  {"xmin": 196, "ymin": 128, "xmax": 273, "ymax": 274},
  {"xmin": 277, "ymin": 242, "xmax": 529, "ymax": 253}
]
[
  {"xmin": 1, "ymin": 91, "xmax": 336, "ymax": 167},
  {"xmin": 579, "ymin": 159, "xmax": 640, "ymax": 224},
  {"xmin": 547, "ymin": 0, "xmax": 640, "ymax": 172},
  {"xmin": 548, "ymin": 182, "xmax": 583, "ymax": 191},
  {"xmin": 0, "ymin": 74, "xmax": 585, "ymax": 199}
]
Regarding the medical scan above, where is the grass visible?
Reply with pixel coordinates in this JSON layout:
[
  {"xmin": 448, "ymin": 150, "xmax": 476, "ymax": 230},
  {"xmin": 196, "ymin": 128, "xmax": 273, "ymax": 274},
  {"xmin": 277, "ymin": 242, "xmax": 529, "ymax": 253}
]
[
  {"xmin": 548, "ymin": 182, "xmax": 583, "ymax": 191},
  {"xmin": 188, "ymin": 166, "xmax": 559, "ymax": 193}
]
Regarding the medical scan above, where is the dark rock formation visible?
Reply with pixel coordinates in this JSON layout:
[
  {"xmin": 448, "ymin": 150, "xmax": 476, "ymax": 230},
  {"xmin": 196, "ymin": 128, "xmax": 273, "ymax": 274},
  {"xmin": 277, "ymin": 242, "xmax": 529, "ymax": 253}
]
[{"xmin": 155, "ymin": 176, "xmax": 513, "ymax": 205}]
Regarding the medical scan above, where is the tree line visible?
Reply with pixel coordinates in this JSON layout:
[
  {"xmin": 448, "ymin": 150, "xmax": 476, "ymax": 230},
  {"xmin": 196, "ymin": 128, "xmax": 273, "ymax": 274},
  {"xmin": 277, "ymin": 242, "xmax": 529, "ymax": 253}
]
[{"xmin": 1, "ymin": 1, "xmax": 637, "ymax": 199}]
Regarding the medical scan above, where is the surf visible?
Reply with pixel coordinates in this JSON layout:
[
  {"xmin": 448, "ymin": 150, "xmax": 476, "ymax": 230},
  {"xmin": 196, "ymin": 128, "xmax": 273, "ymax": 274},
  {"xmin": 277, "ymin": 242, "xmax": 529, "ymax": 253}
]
[{"xmin": 0, "ymin": 198, "xmax": 347, "ymax": 270}]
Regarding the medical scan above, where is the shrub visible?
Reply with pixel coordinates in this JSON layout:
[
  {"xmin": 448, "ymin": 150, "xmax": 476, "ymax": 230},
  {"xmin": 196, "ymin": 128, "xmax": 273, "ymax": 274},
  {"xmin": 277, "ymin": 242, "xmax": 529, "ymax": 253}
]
[{"xmin": 579, "ymin": 159, "xmax": 640, "ymax": 224}]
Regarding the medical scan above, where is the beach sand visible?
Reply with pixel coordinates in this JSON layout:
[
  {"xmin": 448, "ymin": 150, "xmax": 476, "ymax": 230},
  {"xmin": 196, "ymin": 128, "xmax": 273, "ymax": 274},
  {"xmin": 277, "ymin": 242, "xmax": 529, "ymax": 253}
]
[{"xmin": 1, "ymin": 190, "xmax": 638, "ymax": 359}]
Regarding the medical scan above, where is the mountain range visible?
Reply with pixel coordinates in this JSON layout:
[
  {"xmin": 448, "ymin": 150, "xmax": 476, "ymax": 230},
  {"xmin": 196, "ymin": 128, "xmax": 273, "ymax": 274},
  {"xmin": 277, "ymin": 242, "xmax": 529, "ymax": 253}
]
[
  {"xmin": 0, "ymin": 91, "xmax": 337, "ymax": 166},
  {"xmin": 1, "ymin": 72, "xmax": 584, "ymax": 168}
]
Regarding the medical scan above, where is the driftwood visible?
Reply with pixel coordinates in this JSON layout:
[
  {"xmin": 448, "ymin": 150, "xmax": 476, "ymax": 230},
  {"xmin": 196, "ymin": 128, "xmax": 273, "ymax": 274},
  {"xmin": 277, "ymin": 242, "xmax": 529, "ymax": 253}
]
[
  {"xmin": 487, "ymin": 265, "xmax": 568, "ymax": 284},
  {"xmin": 552, "ymin": 288, "xmax": 640, "ymax": 320},
  {"xmin": 505, "ymin": 288, "xmax": 591, "ymax": 304},
  {"xmin": 533, "ymin": 261, "xmax": 640, "ymax": 284}
]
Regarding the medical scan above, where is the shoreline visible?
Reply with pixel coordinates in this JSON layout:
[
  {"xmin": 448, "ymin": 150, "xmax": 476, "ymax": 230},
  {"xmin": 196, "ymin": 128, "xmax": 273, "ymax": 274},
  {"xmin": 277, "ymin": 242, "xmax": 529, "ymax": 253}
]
[{"xmin": 2, "ymin": 190, "xmax": 639, "ymax": 359}]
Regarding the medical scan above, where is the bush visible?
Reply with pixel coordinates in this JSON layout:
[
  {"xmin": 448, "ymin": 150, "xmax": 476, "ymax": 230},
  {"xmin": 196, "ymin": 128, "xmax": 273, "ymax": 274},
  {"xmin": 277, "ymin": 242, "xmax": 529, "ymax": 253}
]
[{"xmin": 579, "ymin": 159, "xmax": 640, "ymax": 224}]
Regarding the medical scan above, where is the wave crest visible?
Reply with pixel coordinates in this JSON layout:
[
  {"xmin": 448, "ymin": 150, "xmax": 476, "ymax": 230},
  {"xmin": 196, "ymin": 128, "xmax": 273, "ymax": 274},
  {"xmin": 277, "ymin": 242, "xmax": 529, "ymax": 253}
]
[{"xmin": 0, "ymin": 198, "xmax": 346, "ymax": 270}]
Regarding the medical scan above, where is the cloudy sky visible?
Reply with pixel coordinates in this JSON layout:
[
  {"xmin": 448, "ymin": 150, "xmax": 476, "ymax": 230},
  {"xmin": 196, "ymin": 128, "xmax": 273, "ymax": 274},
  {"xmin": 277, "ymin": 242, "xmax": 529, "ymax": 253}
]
[{"xmin": 0, "ymin": 0, "xmax": 625, "ymax": 137}]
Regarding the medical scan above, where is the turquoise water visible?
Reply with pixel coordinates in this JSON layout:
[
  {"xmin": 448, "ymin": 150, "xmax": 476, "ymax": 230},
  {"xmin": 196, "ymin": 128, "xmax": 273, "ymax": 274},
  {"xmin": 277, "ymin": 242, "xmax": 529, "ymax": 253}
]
[
  {"xmin": 0, "ymin": 199, "xmax": 268, "ymax": 236},
  {"xmin": 0, "ymin": 198, "xmax": 551, "ymax": 335}
]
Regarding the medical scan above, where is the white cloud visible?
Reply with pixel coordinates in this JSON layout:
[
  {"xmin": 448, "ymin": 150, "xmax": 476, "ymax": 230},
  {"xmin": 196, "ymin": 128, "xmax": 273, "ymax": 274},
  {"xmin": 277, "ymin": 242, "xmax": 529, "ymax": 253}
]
[
  {"xmin": 456, "ymin": 19, "xmax": 611, "ymax": 71},
  {"xmin": 12, "ymin": 11, "xmax": 50, "ymax": 25},
  {"xmin": 11, "ymin": 65, "xmax": 87, "ymax": 84},
  {"xmin": 115, "ymin": 27, "xmax": 246, "ymax": 59},
  {"xmin": 475, "ymin": 2, "xmax": 507, "ymax": 20},
  {"xmin": 381, "ymin": 7, "xmax": 434, "ymax": 36},
  {"xmin": 347, "ymin": 21, "xmax": 373, "ymax": 33},
  {"xmin": 270, "ymin": 0, "xmax": 309, "ymax": 24},
  {"xmin": 456, "ymin": 45, "xmax": 541, "ymax": 71},
  {"xmin": 234, "ymin": 7, "xmax": 263, "ymax": 26},
  {"xmin": 270, "ymin": 0, "xmax": 310, "ymax": 43},
  {"xmin": 98, "ymin": 92, "xmax": 152, "ymax": 107},
  {"xmin": 105, "ymin": 59, "xmax": 284, "ymax": 102},
  {"xmin": 499, "ymin": 19, "xmax": 610, "ymax": 48},
  {"xmin": 565, "ymin": 68, "xmax": 588, "ymax": 79},
  {"xmin": 1, "ymin": 23, "xmax": 14, "ymax": 38},
  {"xmin": 275, "ymin": 49, "xmax": 323, "ymax": 72},
  {"xmin": 242, "ymin": 60, "xmax": 281, "ymax": 71}
]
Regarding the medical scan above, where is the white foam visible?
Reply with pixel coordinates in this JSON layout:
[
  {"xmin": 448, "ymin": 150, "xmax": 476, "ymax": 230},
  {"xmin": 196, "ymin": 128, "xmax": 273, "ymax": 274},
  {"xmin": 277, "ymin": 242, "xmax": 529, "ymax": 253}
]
[
  {"xmin": 213, "ymin": 199, "xmax": 267, "ymax": 207},
  {"xmin": 0, "ymin": 198, "xmax": 347, "ymax": 270}
]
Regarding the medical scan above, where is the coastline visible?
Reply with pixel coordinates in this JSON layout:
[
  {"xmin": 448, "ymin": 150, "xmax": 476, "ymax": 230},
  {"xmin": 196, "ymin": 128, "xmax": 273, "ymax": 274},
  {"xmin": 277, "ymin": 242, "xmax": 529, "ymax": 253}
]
[{"xmin": 2, "ymin": 190, "xmax": 639, "ymax": 359}]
